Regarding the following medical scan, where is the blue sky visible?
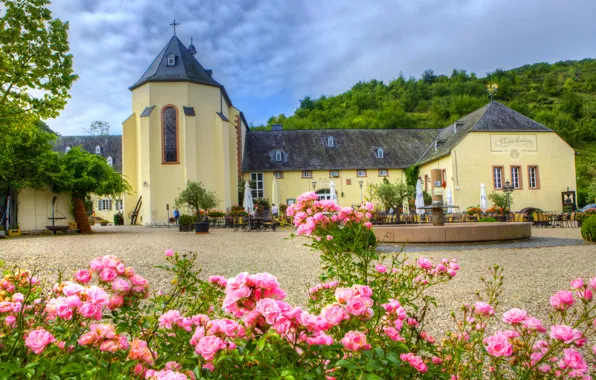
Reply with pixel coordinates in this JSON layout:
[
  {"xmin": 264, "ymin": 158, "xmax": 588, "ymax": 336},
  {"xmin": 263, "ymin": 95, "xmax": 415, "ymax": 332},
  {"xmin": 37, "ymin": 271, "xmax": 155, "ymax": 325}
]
[{"xmin": 46, "ymin": 0, "xmax": 596, "ymax": 135}]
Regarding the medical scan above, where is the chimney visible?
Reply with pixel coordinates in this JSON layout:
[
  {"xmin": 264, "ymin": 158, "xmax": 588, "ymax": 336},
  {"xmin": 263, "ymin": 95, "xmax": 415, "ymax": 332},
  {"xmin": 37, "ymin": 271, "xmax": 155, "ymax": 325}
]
[
  {"xmin": 271, "ymin": 124, "xmax": 283, "ymax": 131},
  {"xmin": 206, "ymin": 69, "xmax": 213, "ymax": 76}
]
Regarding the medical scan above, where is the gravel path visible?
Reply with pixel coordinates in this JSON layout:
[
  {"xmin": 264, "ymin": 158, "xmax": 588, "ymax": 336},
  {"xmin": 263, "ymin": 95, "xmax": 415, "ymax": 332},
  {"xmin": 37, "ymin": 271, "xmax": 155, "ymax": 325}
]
[{"xmin": 1, "ymin": 226, "xmax": 594, "ymax": 333}]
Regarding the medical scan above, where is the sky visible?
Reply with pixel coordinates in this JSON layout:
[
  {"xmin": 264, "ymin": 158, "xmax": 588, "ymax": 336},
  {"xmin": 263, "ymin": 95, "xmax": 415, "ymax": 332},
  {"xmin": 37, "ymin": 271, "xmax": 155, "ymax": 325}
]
[{"xmin": 46, "ymin": 0, "xmax": 596, "ymax": 135}]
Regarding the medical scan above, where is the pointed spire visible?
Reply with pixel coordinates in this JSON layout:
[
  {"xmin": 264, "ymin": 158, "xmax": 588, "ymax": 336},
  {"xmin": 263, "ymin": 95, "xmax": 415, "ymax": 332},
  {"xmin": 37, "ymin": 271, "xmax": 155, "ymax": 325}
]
[{"xmin": 188, "ymin": 37, "xmax": 197, "ymax": 55}]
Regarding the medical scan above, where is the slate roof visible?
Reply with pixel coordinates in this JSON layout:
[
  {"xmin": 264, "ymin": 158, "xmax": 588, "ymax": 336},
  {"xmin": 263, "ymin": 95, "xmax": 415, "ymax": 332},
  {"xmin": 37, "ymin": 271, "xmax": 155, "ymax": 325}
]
[
  {"xmin": 129, "ymin": 36, "xmax": 232, "ymax": 106},
  {"xmin": 242, "ymin": 129, "xmax": 440, "ymax": 172},
  {"xmin": 416, "ymin": 101, "xmax": 553, "ymax": 165},
  {"xmin": 53, "ymin": 136, "xmax": 123, "ymax": 173}
]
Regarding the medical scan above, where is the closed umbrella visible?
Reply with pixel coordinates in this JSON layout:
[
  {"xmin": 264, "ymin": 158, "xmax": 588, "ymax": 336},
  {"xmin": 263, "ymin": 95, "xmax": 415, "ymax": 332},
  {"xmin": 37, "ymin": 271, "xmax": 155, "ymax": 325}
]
[
  {"xmin": 271, "ymin": 177, "xmax": 280, "ymax": 206},
  {"xmin": 329, "ymin": 180, "xmax": 338, "ymax": 205},
  {"xmin": 480, "ymin": 183, "xmax": 488, "ymax": 213},
  {"xmin": 415, "ymin": 179, "xmax": 425, "ymax": 216},
  {"xmin": 243, "ymin": 181, "xmax": 254, "ymax": 215},
  {"xmin": 446, "ymin": 188, "xmax": 453, "ymax": 213}
]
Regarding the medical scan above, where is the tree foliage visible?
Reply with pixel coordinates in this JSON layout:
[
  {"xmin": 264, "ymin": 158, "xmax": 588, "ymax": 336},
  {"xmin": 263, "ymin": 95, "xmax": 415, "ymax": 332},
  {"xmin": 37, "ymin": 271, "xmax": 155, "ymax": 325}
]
[
  {"xmin": 0, "ymin": 0, "xmax": 77, "ymax": 121},
  {"xmin": 84, "ymin": 121, "xmax": 110, "ymax": 136},
  {"xmin": 374, "ymin": 178, "xmax": 411, "ymax": 217},
  {"xmin": 258, "ymin": 59, "xmax": 596, "ymax": 206},
  {"xmin": 174, "ymin": 181, "xmax": 219, "ymax": 220}
]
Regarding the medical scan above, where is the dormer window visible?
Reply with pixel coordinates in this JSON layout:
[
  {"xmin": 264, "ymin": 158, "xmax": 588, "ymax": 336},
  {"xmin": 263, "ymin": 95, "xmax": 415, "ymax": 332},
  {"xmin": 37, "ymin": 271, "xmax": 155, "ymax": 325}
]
[
  {"xmin": 107, "ymin": 156, "xmax": 113, "ymax": 167},
  {"xmin": 95, "ymin": 145, "xmax": 101, "ymax": 154},
  {"xmin": 65, "ymin": 146, "xmax": 71, "ymax": 153},
  {"xmin": 376, "ymin": 147, "xmax": 384, "ymax": 159},
  {"xmin": 326, "ymin": 136, "xmax": 334, "ymax": 147},
  {"xmin": 275, "ymin": 150, "xmax": 282, "ymax": 162},
  {"xmin": 166, "ymin": 53, "xmax": 176, "ymax": 66}
]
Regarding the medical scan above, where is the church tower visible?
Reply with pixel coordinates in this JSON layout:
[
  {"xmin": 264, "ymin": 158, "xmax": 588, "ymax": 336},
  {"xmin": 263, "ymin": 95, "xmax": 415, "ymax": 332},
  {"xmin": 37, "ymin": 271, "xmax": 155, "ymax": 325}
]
[{"xmin": 122, "ymin": 33, "xmax": 248, "ymax": 225}]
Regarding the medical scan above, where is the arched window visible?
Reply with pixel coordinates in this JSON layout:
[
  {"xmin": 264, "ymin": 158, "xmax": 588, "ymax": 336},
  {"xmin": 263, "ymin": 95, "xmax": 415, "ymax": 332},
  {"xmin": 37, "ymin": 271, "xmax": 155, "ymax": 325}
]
[
  {"xmin": 95, "ymin": 145, "xmax": 101, "ymax": 154},
  {"xmin": 107, "ymin": 156, "xmax": 113, "ymax": 166},
  {"xmin": 162, "ymin": 106, "xmax": 179, "ymax": 163},
  {"xmin": 376, "ymin": 147, "xmax": 384, "ymax": 159},
  {"xmin": 275, "ymin": 150, "xmax": 282, "ymax": 161},
  {"xmin": 326, "ymin": 136, "xmax": 334, "ymax": 147},
  {"xmin": 65, "ymin": 146, "xmax": 71, "ymax": 153}
]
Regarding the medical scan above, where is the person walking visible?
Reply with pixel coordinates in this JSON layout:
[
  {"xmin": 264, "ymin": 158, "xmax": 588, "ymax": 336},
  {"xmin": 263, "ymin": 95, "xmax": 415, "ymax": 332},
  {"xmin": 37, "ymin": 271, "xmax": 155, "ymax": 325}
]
[
  {"xmin": 173, "ymin": 208, "xmax": 180, "ymax": 225},
  {"xmin": 271, "ymin": 203, "xmax": 279, "ymax": 218}
]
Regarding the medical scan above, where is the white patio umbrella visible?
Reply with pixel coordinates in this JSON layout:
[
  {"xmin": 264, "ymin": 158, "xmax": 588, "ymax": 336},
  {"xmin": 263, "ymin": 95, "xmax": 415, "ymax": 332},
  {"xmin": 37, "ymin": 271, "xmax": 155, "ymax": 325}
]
[
  {"xmin": 271, "ymin": 177, "xmax": 280, "ymax": 206},
  {"xmin": 446, "ymin": 188, "xmax": 454, "ymax": 213},
  {"xmin": 329, "ymin": 180, "xmax": 338, "ymax": 205},
  {"xmin": 415, "ymin": 179, "xmax": 425, "ymax": 216},
  {"xmin": 402, "ymin": 195, "xmax": 409, "ymax": 215},
  {"xmin": 480, "ymin": 183, "xmax": 488, "ymax": 212},
  {"xmin": 243, "ymin": 181, "xmax": 254, "ymax": 215}
]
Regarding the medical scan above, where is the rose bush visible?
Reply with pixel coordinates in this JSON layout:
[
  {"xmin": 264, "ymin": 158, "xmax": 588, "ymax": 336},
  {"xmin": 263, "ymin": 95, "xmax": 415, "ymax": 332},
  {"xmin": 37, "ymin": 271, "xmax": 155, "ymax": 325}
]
[{"xmin": 0, "ymin": 191, "xmax": 594, "ymax": 378}]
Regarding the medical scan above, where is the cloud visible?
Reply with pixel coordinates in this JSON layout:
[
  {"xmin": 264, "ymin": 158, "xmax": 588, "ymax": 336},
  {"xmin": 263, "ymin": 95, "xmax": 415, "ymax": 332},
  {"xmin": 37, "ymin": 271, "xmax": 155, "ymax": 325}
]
[{"xmin": 45, "ymin": 0, "xmax": 596, "ymax": 134}]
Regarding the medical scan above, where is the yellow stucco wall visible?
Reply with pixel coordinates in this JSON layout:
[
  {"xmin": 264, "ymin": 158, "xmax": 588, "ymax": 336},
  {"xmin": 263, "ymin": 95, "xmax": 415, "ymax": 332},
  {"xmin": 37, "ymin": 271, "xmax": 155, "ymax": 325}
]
[
  {"xmin": 419, "ymin": 132, "xmax": 576, "ymax": 212},
  {"xmin": 243, "ymin": 169, "xmax": 405, "ymax": 208},
  {"xmin": 122, "ymin": 82, "xmax": 240, "ymax": 224},
  {"xmin": 17, "ymin": 189, "xmax": 74, "ymax": 231}
]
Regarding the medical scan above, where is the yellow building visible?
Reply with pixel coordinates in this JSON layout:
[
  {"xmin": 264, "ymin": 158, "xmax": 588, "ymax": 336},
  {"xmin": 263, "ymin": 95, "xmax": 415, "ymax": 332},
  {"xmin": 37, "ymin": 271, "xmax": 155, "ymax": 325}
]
[
  {"xmin": 243, "ymin": 102, "xmax": 577, "ymax": 213},
  {"xmin": 121, "ymin": 35, "xmax": 247, "ymax": 225}
]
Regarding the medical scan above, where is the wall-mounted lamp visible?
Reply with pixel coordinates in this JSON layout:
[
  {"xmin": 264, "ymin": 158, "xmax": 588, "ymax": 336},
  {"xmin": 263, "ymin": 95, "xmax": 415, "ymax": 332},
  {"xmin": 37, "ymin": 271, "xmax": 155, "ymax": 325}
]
[
  {"xmin": 312, "ymin": 181, "xmax": 317, "ymax": 191},
  {"xmin": 143, "ymin": 181, "xmax": 149, "ymax": 187}
]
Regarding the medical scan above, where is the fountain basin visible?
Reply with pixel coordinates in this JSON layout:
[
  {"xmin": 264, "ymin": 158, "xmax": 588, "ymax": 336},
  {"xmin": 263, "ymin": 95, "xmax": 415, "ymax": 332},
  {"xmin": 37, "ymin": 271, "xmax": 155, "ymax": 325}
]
[{"xmin": 373, "ymin": 222, "xmax": 531, "ymax": 244}]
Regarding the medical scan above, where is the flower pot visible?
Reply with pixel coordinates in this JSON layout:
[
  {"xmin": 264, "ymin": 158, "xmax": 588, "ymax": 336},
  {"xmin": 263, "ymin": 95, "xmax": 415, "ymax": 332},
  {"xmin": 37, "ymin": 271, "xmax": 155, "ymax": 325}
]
[
  {"xmin": 7, "ymin": 228, "xmax": 22, "ymax": 237},
  {"xmin": 179, "ymin": 224, "xmax": 193, "ymax": 232},
  {"xmin": 69, "ymin": 222, "xmax": 78, "ymax": 230},
  {"xmin": 194, "ymin": 221, "xmax": 210, "ymax": 234}
]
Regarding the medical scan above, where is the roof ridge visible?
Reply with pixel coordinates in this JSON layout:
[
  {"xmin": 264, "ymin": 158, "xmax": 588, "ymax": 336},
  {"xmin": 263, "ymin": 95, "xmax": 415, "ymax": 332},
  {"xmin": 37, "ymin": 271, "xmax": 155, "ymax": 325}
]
[{"xmin": 470, "ymin": 101, "xmax": 494, "ymax": 132}]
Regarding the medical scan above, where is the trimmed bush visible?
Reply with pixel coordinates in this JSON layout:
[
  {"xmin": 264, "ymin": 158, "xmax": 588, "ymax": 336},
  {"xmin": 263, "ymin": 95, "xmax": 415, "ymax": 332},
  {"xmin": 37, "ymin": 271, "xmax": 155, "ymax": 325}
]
[
  {"xmin": 178, "ymin": 214, "xmax": 196, "ymax": 226},
  {"xmin": 581, "ymin": 214, "xmax": 596, "ymax": 242},
  {"xmin": 478, "ymin": 217, "xmax": 498, "ymax": 223}
]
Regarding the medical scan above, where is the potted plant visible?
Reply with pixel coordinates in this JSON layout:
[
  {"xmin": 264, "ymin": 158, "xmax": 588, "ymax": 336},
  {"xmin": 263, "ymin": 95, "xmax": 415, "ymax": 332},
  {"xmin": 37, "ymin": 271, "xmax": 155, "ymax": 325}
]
[
  {"xmin": 7, "ymin": 223, "xmax": 21, "ymax": 237},
  {"xmin": 178, "ymin": 214, "xmax": 195, "ymax": 232},
  {"xmin": 175, "ymin": 181, "xmax": 220, "ymax": 234}
]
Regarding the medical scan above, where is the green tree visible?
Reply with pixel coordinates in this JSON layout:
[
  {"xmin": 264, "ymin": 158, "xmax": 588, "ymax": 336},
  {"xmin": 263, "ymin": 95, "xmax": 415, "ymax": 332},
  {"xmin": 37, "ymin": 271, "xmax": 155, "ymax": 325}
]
[
  {"xmin": 175, "ymin": 181, "xmax": 219, "ymax": 221},
  {"xmin": 0, "ymin": 0, "xmax": 77, "ymax": 120},
  {"xmin": 374, "ymin": 178, "xmax": 411, "ymax": 219},
  {"xmin": 488, "ymin": 191, "xmax": 513, "ymax": 212},
  {"xmin": 84, "ymin": 121, "xmax": 111, "ymax": 136}
]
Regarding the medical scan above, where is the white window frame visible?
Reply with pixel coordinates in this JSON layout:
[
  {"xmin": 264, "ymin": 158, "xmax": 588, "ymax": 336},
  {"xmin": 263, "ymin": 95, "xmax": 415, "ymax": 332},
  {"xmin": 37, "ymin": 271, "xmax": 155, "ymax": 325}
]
[
  {"xmin": 511, "ymin": 167, "xmax": 520, "ymax": 189},
  {"xmin": 107, "ymin": 156, "xmax": 113, "ymax": 166},
  {"xmin": 493, "ymin": 167, "xmax": 503, "ymax": 189},
  {"xmin": 65, "ymin": 146, "xmax": 71, "ymax": 153},
  {"xmin": 379, "ymin": 169, "xmax": 388, "ymax": 177},
  {"xmin": 357, "ymin": 169, "xmax": 367, "ymax": 177},
  {"xmin": 98, "ymin": 199, "xmax": 111, "ymax": 211},
  {"xmin": 327, "ymin": 136, "xmax": 334, "ymax": 147},
  {"xmin": 95, "ymin": 145, "xmax": 101, "ymax": 154},
  {"xmin": 302, "ymin": 170, "xmax": 312, "ymax": 178},
  {"xmin": 529, "ymin": 166, "xmax": 538, "ymax": 189},
  {"xmin": 274, "ymin": 171, "xmax": 283, "ymax": 179},
  {"xmin": 167, "ymin": 55, "xmax": 175, "ymax": 66},
  {"xmin": 377, "ymin": 148, "xmax": 384, "ymax": 159},
  {"xmin": 114, "ymin": 199, "xmax": 123, "ymax": 210},
  {"xmin": 250, "ymin": 172, "xmax": 264, "ymax": 198},
  {"xmin": 275, "ymin": 150, "xmax": 282, "ymax": 161},
  {"xmin": 329, "ymin": 170, "xmax": 339, "ymax": 178},
  {"xmin": 316, "ymin": 189, "xmax": 332, "ymax": 200}
]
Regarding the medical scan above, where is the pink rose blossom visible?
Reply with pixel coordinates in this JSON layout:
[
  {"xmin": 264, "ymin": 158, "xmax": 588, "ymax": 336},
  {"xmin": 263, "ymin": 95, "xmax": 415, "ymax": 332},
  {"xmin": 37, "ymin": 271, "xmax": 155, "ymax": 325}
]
[
  {"xmin": 85, "ymin": 286, "xmax": 109, "ymax": 305},
  {"xmin": 473, "ymin": 302, "xmax": 494, "ymax": 316},
  {"xmin": 522, "ymin": 317, "xmax": 546, "ymax": 332},
  {"xmin": 417, "ymin": 257, "xmax": 433, "ymax": 270},
  {"xmin": 341, "ymin": 330, "xmax": 371, "ymax": 351},
  {"xmin": 363, "ymin": 222, "xmax": 372, "ymax": 229},
  {"xmin": 77, "ymin": 331, "xmax": 98, "ymax": 346},
  {"xmin": 550, "ymin": 290, "xmax": 574, "ymax": 310},
  {"xmin": 502, "ymin": 308, "xmax": 527, "ymax": 324},
  {"xmin": 346, "ymin": 296, "xmax": 369, "ymax": 316},
  {"xmin": 570, "ymin": 278, "xmax": 584, "ymax": 289},
  {"xmin": 111, "ymin": 278, "xmax": 132, "ymax": 293},
  {"xmin": 589, "ymin": 277, "xmax": 596, "ymax": 290},
  {"xmin": 74, "ymin": 269, "xmax": 92, "ymax": 284},
  {"xmin": 108, "ymin": 295, "xmax": 124, "ymax": 310},
  {"xmin": 306, "ymin": 332, "xmax": 334, "ymax": 346},
  {"xmin": 100, "ymin": 340, "xmax": 119, "ymax": 353},
  {"xmin": 195, "ymin": 336, "xmax": 227, "ymax": 361},
  {"xmin": 159, "ymin": 310, "xmax": 183, "ymax": 329},
  {"xmin": 79, "ymin": 302, "xmax": 102, "ymax": 320},
  {"xmin": 334, "ymin": 288, "xmax": 353, "ymax": 304},
  {"xmin": 383, "ymin": 326, "xmax": 404, "ymax": 342},
  {"xmin": 550, "ymin": 325, "xmax": 583, "ymax": 344},
  {"xmin": 578, "ymin": 288, "xmax": 593, "ymax": 302},
  {"xmin": 376, "ymin": 263, "xmax": 387, "ymax": 273},
  {"xmin": 561, "ymin": 348, "xmax": 588, "ymax": 373},
  {"xmin": 99, "ymin": 268, "xmax": 118, "ymax": 282},
  {"xmin": 12, "ymin": 293, "xmax": 24, "ymax": 303},
  {"xmin": 25, "ymin": 328, "xmax": 55, "ymax": 354},
  {"xmin": 165, "ymin": 249, "xmax": 174, "ymax": 257},
  {"xmin": 483, "ymin": 332, "xmax": 513, "ymax": 357},
  {"xmin": 256, "ymin": 298, "xmax": 281, "ymax": 324},
  {"xmin": 400, "ymin": 353, "xmax": 428, "ymax": 373},
  {"xmin": 326, "ymin": 235, "xmax": 333, "ymax": 241},
  {"xmin": 320, "ymin": 304, "xmax": 349, "ymax": 327}
]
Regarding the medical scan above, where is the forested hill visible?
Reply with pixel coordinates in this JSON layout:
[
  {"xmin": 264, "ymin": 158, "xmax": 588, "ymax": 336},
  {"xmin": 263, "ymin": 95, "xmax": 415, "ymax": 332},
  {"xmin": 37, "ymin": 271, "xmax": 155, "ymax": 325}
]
[{"xmin": 256, "ymin": 59, "xmax": 596, "ymax": 205}]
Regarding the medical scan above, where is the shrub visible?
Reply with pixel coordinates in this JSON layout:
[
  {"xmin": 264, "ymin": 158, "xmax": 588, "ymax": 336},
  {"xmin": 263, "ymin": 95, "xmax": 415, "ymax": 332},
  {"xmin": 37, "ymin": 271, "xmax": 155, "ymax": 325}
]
[
  {"xmin": 1, "ymin": 191, "xmax": 596, "ymax": 378},
  {"xmin": 178, "ymin": 214, "xmax": 196, "ymax": 226},
  {"xmin": 581, "ymin": 214, "xmax": 596, "ymax": 242},
  {"xmin": 478, "ymin": 217, "xmax": 498, "ymax": 223},
  {"xmin": 466, "ymin": 206, "xmax": 482, "ymax": 215},
  {"xmin": 99, "ymin": 220, "xmax": 108, "ymax": 226},
  {"xmin": 577, "ymin": 208, "xmax": 596, "ymax": 222},
  {"xmin": 207, "ymin": 211, "xmax": 225, "ymax": 218}
]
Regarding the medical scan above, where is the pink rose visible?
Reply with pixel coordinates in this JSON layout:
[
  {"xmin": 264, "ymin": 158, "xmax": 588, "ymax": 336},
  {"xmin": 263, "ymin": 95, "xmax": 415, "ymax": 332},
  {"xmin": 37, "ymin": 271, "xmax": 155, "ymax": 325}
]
[
  {"xmin": 65, "ymin": 295, "xmax": 82, "ymax": 308},
  {"xmin": 100, "ymin": 340, "xmax": 119, "ymax": 353},
  {"xmin": 79, "ymin": 302, "xmax": 102, "ymax": 320},
  {"xmin": 25, "ymin": 328, "xmax": 56, "ymax": 354},
  {"xmin": 86, "ymin": 286, "xmax": 109, "ymax": 305},
  {"xmin": 353, "ymin": 285, "xmax": 373, "ymax": 298},
  {"xmin": 55, "ymin": 298, "xmax": 73, "ymax": 320},
  {"xmin": 111, "ymin": 278, "xmax": 132, "ymax": 293},
  {"xmin": 255, "ymin": 298, "xmax": 281, "ymax": 324},
  {"xmin": 483, "ymin": 332, "xmax": 513, "ymax": 357},
  {"xmin": 165, "ymin": 249, "xmax": 174, "ymax": 257},
  {"xmin": 345, "ymin": 296, "xmax": 369, "ymax": 316},
  {"xmin": 363, "ymin": 222, "xmax": 372, "ymax": 229},
  {"xmin": 376, "ymin": 264, "xmax": 387, "ymax": 273},
  {"xmin": 400, "ymin": 353, "xmax": 428, "ymax": 373},
  {"xmin": 383, "ymin": 326, "xmax": 404, "ymax": 341},
  {"xmin": 326, "ymin": 235, "xmax": 333, "ymax": 241},
  {"xmin": 589, "ymin": 277, "xmax": 596, "ymax": 290},
  {"xmin": 99, "ymin": 268, "xmax": 118, "ymax": 282},
  {"xmin": 108, "ymin": 295, "xmax": 124, "ymax": 310},
  {"xmin": 550, "ymin": 325, "xmax": 583, "ymax": 344},
  {"xmin": 306, "ymin": 332, "xmax": 334, "ymax": 346},
  {"xmin": 272, "ymin": 317, "xmax": 292, "ymax": 335},
  {"xmin": 578, "ymin": 288, "xmax": 593, "ymax": 301},
  {"xmin": 570, "ymin": 278, "xmax": 584, "ymax": 289},
  {"xmin": 62, "ymin": 282, "xmax": 85, "ymax": 296},
  {"xmin": 335, "ymin": 288, "xmax": 354, "ymax": 304},
  {"xmin": 4, "ymin": 315, "xmax": 16, "ymax": 327},
  {"xmin": 77, "ymin": 331, "xmax": 98, "ymax": 346},
  {"xmin": 159, "ymin": 310, "xmax": 182, "ymax": 329},
  {"xmin": 561, "ymin": 348, "xmax": 588, "ymax": 372},
  {"xmin": 417, "ymin": 257, "xmax": 433, "ymax": 270},
  {"xmin": 74, "ymin": 269, "xmax": 93, "ymax": 284},
  {"xmin": 502, "ymin": 308, "xmax": 527, "ymax": 324},
  {"xmin": 473, "ymin": 302, "xmax": 494, "ymax": 316},
  {"xmin": 341, "ymin": 330, "xmax": 371, "ymax": 351},
  {"xmin": 320, "ymin": 304, "xmax": 349, "ymax": 327},
  {"xmin": 130, "ymin": 274, "xmax": 148, "ymax": 287},
  {"xmin": 550, "ymin": 290, "xmax": 574, "ymax": 310},
  {"xmin": 12, "ymin": 293, "xmax": 24, "ymax": 303},
  {"xmin": 522, "ymin": 317, "xmax": 546, "ymax": 332},
  {"xmin": 195, "ymin": 336, "xmax": 226, "ymax": 361}
]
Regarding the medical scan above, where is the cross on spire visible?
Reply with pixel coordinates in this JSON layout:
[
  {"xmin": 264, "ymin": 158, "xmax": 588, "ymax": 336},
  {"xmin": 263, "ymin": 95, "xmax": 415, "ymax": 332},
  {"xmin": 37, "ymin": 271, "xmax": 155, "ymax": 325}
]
[{"xmin": 170, "ymin": 20, "xmax": 180, "ymax": 35}]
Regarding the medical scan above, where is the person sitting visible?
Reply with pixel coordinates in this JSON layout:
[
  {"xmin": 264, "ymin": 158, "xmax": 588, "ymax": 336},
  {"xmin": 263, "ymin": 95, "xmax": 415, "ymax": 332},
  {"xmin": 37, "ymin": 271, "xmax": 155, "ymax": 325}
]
[{"xmin": 271, "ymin": 203, "xmax": 279, "ymax": 218}]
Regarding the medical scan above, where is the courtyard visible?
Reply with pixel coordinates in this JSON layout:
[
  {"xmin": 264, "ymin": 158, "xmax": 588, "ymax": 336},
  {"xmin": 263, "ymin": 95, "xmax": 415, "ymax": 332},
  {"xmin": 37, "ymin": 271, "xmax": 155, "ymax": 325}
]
[{"xmin": 1, "ymin": 226, "xmax": 594, "ymax": 332}]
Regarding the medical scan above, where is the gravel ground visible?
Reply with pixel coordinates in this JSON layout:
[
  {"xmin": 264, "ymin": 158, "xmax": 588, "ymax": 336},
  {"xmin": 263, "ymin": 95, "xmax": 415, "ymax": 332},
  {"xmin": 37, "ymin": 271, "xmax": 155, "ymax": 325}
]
[{"xmin": 1, "ymin": 226, "xmax": 594, "ymax": 334}]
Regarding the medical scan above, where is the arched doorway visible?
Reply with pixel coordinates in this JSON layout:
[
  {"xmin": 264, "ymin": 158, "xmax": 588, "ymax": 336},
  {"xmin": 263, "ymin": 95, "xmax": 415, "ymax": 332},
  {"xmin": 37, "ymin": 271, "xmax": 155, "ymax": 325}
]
[{"xmin": 316, "ymin": 189, "xmax": 335, "ymax": 201}]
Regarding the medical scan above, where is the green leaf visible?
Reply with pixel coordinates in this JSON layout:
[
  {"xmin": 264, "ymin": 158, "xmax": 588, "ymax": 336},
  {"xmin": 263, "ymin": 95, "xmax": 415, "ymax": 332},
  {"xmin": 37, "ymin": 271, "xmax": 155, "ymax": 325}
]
[
  {"xmin": 365, "ymin": 374, "xmax": 384, "ymax": 380},
  {"xmin": 365, "ymin": 360, "xmax": 384, "ymax": 371},
  {"xmin": 336, "ymin": 360, "xmax": 359, "ymax": 370}
]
